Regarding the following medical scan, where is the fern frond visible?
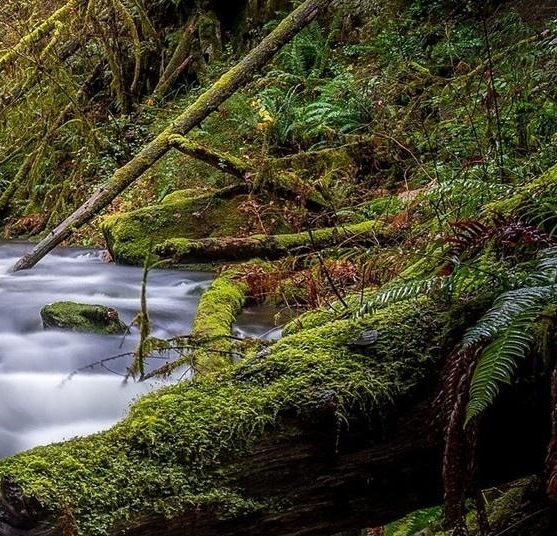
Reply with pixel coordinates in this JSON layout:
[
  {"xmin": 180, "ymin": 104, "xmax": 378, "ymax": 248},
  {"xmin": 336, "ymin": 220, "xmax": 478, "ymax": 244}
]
[
  {"xmin": 465, "ymin": 316, "xmax": 538, "ymax": 424},
  {"xmin": 358, "ymin": 277, "xmax": 437, "ymax": 316},
  {"xmin": 529, "ymin": 246, "xmax": 557, "ymax": 283},
  {"xmin": 461, "ymin": 246, "xmax": 557, "ymax": 422},
  {"xmin": 424, "ymin": 177, "xmax": 511, "ymax": 205},
  {"xmin": 385, "ymin": 506, "xmax": 442, "ymax": 536},
  {"xmin": 459, "ymin": 285, "xmax": 552, "ymax": 350}
]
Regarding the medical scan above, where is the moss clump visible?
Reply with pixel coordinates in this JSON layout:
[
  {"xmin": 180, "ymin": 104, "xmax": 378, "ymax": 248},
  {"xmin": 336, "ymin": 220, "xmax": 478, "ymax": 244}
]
[
  {"xmin": 281, "ymin": 288, "xmax": 380, "ymax": 336},
  {"xmin": 282, "ymin": 308, "xmax": 342, "ymax": 336},
  {"xmin": 40, "ymin": 302, "xmax": 127, "ymax": 335},
  {"xmin": 0, "ymin": 298, "xmax": 449, "ymax": 535},
  {"xmin": 190, "ymin": 270, "xmax": 249, "ymax": 372},
  {"xmin": 101, "ymin": 190, "xmax": 252, "ymax": 265}
]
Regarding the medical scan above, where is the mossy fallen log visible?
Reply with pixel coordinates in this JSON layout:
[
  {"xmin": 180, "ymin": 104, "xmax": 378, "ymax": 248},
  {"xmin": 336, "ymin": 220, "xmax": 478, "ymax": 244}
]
[
  {"xmin": 0, "ymin": 297, "xmax": 549, "ymax": 536},
  {"xmin": 156, "ymin": 220, "xmax": 387, "ymax": 263},
  {"xmin": 189, "ymin": 271, "xmax": 248, "ymax": 372},
  {"xmin": 484, "ymin": 163, "xmax": 557, "ymax": 222},
  {"xmin": 144, "ymin": 270, "xmax": 249, "ymax": 378}
]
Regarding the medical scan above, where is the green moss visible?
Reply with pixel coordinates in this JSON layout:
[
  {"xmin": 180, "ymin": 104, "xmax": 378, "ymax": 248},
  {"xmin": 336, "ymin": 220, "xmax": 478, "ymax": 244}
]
[
  {"xmin": 282, "ymin": 288, "xmax": 379, "ymax": 336},
  {"xmin": 191, "ymin": 270, "xmax": 249, "ymax": 372},
  {"xmin": 483, "ymin": 164, "xmax": 557, "ymax": 219},
  {"xmin": 160, "ymin": 189, "xmax": 209, "ymax": 205},
  {"xmin": 282, "ymin": 308, "xmax": 343, "ymax": 336},
  {"xmin": 101, "ymin": 190, "xmax": 251, "ymax": 265},
  {"xmin": 40, "ymin": 302, "xmax": 127, "ymax": 335},
  {"xmin": 269, "ymin": 220, "xmax": 385, "ymax": 249},
  {"xmin": 0, "ymin": 299, "xmax": 449, "ymax": 535}
]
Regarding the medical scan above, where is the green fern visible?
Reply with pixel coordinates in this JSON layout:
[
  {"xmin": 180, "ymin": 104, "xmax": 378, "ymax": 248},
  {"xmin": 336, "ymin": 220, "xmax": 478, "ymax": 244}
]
[
  {"xmin": 463, "ymin": 246, "xmax": 557, "ymax": 423},
  {"xmin": 357, "ymin": 260, "xmax": 497, "ymax": 317},
  {"xmin": 459, "ymin": 286, "xmax": 552, "ymax": 350},
  {"xmin": 385, "ymin": 506, "xmax": 443, "ymax": 536},
  {"xmin": 465, "ymin": 313, "xmax": 540, "ymax": 423},
  {"xmin": 358, "ymin": 276, "xmax": 439, "ymax": 316}
]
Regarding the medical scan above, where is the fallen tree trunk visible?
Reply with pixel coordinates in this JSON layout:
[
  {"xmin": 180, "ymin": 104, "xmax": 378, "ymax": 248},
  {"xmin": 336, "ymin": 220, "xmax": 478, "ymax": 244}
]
[
  {"xmin": 10, "ymin": 0, "xmax": 333, "ymax": 272},
  {"xmin": 0, "ymin": 297, "xmax": 550, "ymax": 536},
  {"xmin": 0, "ymin": 391, "xmax": 548, "ymax": 536},
  {"xmin": 156, "ymin": 220, "xmax": 388, "ymax": 263}
]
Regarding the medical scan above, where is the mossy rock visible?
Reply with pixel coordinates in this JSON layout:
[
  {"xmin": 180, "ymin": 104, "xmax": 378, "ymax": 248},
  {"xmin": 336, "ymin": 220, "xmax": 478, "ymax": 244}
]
[
  {"xmin": 101, "ymin": 189, "xmax": 266, "ymax": 265},
  {"xmin": 40, "ymin": 302, "xmax": 127, "ymax": 335}
]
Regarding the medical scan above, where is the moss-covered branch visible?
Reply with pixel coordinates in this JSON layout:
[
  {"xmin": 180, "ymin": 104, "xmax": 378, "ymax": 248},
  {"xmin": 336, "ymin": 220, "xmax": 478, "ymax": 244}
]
[
  {"xmin": 167, "ymin": 135, "xmax": 329, "ymax": 209},
  {"xmin": 189, "ymin": 271, "xmax": 248, "ymax": 372},
  {"xmin": 145, "ymin": 270, "xmax": 249, "ymax": 378},
  {"xmin": 0, "ymin": 0, "xmax": 81, "ymax": 72},
  {"xmin": 168, "ymin": 135, "xmax": 252, "ymax": 180},
  {"xmin": 152, "ymin": 16, "xmax": 198, "ymax": 101},
  {"xmin": 10, "ymin": 0, "xmax": 332, "ymax": 272},
  {"xmin": 156, "ymin": 220, "xmax": 388, "ymax": 263}
]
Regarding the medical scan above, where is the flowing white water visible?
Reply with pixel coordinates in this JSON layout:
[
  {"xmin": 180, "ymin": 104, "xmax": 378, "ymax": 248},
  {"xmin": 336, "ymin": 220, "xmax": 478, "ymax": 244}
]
[{"xmin": 0, "ymin": 242, "xmax": 215, "ymax": 457}]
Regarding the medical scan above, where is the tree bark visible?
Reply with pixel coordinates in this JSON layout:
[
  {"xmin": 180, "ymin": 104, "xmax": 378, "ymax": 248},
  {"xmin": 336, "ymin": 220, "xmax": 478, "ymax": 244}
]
[{"xmin": 10, "ymin": 0, "xmax": 333, "ymax": 272}]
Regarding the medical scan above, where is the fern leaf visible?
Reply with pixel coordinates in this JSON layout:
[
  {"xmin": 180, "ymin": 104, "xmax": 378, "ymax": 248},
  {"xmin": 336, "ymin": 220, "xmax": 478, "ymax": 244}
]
[
  {"xmin": 385, "ymin": 506, "xmax": 442, "ymax": 536},
  {"xmin": 465, "ymin": 314, "xmax": 540, "ymax": 424},
  {"xmin": 459, "ymin": 286, "xmax": 551, "ymax": 350},
  {"xmin": 358, "ymin": 277, "xmax": 437, "ymax": 316}
]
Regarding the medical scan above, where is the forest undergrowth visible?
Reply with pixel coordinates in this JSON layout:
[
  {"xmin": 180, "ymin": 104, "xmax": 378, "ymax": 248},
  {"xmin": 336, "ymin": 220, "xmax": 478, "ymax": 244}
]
[{"xmin": 2, "ymin": 0, "xmax": 557, "ymax": 534}]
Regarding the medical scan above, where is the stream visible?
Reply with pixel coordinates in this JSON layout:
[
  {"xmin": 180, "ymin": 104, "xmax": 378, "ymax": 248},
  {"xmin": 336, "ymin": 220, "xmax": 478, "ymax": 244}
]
[{"xmin": 0, "ymin": 242, "xmax": 273, "ymax": 458}]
